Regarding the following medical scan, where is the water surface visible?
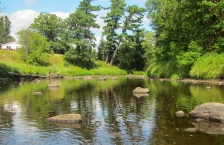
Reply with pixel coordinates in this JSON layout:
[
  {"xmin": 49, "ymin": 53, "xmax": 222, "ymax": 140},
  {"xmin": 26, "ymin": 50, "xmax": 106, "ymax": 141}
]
[{"xmin": 0, "ymin": 78, "xmax": 224, "ymax": 144}]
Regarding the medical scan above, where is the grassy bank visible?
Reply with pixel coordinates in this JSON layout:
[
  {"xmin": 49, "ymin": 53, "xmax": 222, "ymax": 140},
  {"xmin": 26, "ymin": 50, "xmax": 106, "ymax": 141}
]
[
  {"xmin": 190, "ymin": 53, "xmax": 224, "ymax": 79},
  {"xmin": 146, "ymin": 53, "xmax": 224, "ymax": 80},
  {"xmin": 0, "ymin": 50, "xmax": 127, "ymax": 78}
]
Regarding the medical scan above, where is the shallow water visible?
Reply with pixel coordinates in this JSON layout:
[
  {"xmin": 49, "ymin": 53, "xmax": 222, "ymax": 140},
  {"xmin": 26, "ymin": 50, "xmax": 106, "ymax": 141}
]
[{"xmin": 0, "ymin": 77, "xmax": 224, "ymax": 145}]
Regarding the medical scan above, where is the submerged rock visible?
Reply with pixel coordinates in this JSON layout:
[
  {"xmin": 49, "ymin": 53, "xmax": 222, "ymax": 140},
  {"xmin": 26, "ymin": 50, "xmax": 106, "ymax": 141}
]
[
  {"xmin": 47, "ymin": 82, "xmax": 60, "ymax": 87},
  {"xmin": 175, "ymin": 110, "xmax": 185, "ymax": 117},
  {"xmin": 46, "ymin": 114, "xmax": 82, "ymax": 123},
  {"xmin": 83, "ymin": 76, "xmax": 92, "ymax": 80},
  {"xmin": 189, "ymin": 102, "xmax": 224, "ymax": 122},
  {"xmin": 184, "ymin": 127, "xmax": 198, "ymax": 132},
  {"xmin": 32, "ymin": 91, "xmax": 43, "ymax": 96},
  {"xmin": 98, "ymin": 77, "xmax": 106, "ymax": 81},
  {"xmin": 111, "ymin": 76, "xmax": 118, "ymax": 80}
]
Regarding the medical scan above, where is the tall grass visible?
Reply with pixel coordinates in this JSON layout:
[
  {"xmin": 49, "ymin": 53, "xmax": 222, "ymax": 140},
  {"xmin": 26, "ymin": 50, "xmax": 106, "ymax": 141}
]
[
  {"xmin": 0, "ymin": 50, "xmax": 127, "ymax": 77},
  {"xmin": 146, "ymin": 61, "xmax": 177, "ymax": 78},
  {"xmin": 190, "ymin": 53, "xmax": 224, "ymax": 79}
]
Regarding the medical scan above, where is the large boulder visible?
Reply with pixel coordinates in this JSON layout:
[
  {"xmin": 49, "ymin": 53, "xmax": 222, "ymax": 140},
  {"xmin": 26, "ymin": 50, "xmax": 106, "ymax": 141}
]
[
  {"xmin": 46, "ymin": 114, "xmax": 82, "ymax": 123},
  {"xmin": 189, "ymin": 102, "xmax": 224, "ymax": 122}
]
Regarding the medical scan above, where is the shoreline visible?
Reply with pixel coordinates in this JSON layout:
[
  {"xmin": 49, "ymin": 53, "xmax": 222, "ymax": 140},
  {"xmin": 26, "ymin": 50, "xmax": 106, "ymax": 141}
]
[{"xmin": 1, "ymin": 74, "xmax": 224, "ymax": 86}]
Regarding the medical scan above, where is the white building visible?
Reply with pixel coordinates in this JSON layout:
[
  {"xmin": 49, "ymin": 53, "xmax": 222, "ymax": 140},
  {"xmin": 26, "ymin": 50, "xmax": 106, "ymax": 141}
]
[{"xmin": 1, "ymin": 42, "xmax": 21, "ymax": 51}]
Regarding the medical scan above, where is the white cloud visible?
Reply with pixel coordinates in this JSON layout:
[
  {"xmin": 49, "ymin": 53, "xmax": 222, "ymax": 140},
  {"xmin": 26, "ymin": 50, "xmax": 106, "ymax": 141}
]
[
  {"xmin": 7, "ymin": 10, "xmax": 71, "ymax": 39},
  {"xmin": 23, "ymin": 0, "xmax": 38, "ymax": 6},
  {"xmin": 51, "ymin": 12, "xmax": 70, "ymax": 19},
  {"xmin": 8, "ymin": 9, "xmax": 39, "ymax": 36},
  {"xmin": 142, "ymin": 15, "xmax": 151, "ymax": 25}
]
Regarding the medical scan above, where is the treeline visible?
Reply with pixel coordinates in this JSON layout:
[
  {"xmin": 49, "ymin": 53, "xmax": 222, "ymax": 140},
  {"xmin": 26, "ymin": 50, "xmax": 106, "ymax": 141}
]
[
  {"xmin": 3, "ymin": 0, "xmax": 223, "ymax": 79},
  {"xmin": 145, "ymin": 0, "xmax": 224, "ymax": 79},
  {"xmin": 14, "ymin": 0, "xmax": 148, "ymax": 73}
]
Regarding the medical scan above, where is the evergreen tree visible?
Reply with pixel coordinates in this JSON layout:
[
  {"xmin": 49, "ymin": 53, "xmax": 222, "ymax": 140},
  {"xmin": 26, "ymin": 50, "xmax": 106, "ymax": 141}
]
[
  {"xmin": 65, "ymin": 0, "xmax": 100, "ymax": 69},
  {"xmin": 97, "ymin": 36, "xmax": 106, "ymax": 61},
  {"xmin": 0, "ymin": 16, "xmax": 14, "ymax": 43},
  {"xmin": 102, "ymin": 2, "xmax": 145, "ymax": 66},
  {"xmin": 102, "ymin": 0, "xmax": 126, "ymax": 64}
]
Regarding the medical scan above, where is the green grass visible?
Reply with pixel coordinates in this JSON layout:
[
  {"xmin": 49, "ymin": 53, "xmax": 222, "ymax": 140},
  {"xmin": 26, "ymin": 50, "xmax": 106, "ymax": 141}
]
[
  {"xmin": 190, "ymin": 53, "xmax": 224, "ymax": 79},
  {"xmin": 0, "ymin": 50, "xmax": 127, "ymax": 78},
  {"xmin": 146, "ymin": 61, "xmax": 177, "ymax": 78}
]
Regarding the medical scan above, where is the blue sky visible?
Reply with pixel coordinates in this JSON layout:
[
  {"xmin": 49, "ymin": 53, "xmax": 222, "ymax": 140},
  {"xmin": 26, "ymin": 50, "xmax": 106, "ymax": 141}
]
[{"xmin": 1, "ymin": 0, "xmax": 150, "ymax": 44}]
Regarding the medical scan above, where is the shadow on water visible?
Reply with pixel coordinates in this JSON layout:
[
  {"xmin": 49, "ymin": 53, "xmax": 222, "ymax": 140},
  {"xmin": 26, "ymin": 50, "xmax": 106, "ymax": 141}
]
[{"xmin": 0, "ymin": 78, "xmax": 224, "ymax": 144}]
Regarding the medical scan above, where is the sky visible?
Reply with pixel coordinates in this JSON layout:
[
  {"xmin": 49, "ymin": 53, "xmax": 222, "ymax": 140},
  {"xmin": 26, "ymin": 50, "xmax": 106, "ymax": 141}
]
[{"xmin": 1, "ymin": 0, "xmax": 151, "ymax": 44}]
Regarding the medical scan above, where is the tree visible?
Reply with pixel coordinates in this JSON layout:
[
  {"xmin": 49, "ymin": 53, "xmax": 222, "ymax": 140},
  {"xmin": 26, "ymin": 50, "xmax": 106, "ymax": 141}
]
[
  {"xmin": 0, "ymin": 16, "xmax": 14, "ymax": 44},
  {"xmin": 17, "ymin": 28, "xmax": 50, "ymax": 66},
  {"xmin": 141, "ymin": 31, "xmax": 156, "ymax": 67},
  {"xmin": 102, "ymin": 2, "xmax": 146, "ymax": 65},
  {"xmin": 97, "ymin": 36, "xmax": 106, "ymax": 61},
  {"xmin": 102, "ymin": 0, "xmax": 126, "ymax": 64},
  {"xmin": 117, "ymin": 29, "xmax": 145, "ymax": 73},
  {"xmin": 65, "ymin": 0, "xmax": 100, "ymax": 69},
  {"xmin": 17, "ymin": 28, "xmax": 32, "ymax": 59},
  {"xmin": 30, "ymin": 12, "xmax": 66, "ymax": 54},
  {"xmin": 145, "ymin": 0, "xmax": 224, "ymax": 78}
]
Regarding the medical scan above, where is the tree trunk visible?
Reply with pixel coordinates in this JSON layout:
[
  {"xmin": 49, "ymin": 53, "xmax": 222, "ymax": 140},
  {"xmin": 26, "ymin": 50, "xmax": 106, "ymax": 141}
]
[
  {"xmin": 109, "ymin": 39, "xmax": 121, "ymax": 65},
  {"xmin": 105, "ymin": 48, "xmax": 110, "ymax": 63}
]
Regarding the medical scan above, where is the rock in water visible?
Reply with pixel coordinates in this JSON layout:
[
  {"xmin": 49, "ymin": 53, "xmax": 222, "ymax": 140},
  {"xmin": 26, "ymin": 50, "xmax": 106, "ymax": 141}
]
[
  {"xmin": 47, "ymin": 82, "xmax": 60, "ymax": 87},
  {"xmin": 46, "ymin": 114, "xmax": 82, "ymax": 123},
  {"xmin": 185, "ymin": 120, "xmax": 224, "ymax": 134},
  {"xmin": 189, "ymin": 102, "xmax": 224, "ymax": 122},
  {"xmin": 132, "ymin": 87, "xmax": 149, "ymax": 94},
  {"xmin": 175, "ymin": 110, "xmax": 185, "ymax": 117},
  {"xmin": 32, "ymin": 91, "xmax": 43, "ymax": 96}
]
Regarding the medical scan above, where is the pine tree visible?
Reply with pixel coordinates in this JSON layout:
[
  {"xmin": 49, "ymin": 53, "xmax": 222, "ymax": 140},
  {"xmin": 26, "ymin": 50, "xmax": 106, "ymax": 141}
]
[{"xmin": 65, "ymin": 0, "xmax": 100, "ymax": 69}]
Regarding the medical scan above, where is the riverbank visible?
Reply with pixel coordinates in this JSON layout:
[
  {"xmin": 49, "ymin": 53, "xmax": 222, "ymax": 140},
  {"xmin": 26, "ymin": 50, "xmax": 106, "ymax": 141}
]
[{"xmin": 151, "ymin": 78, "xmax": 224, "ymax": 86}]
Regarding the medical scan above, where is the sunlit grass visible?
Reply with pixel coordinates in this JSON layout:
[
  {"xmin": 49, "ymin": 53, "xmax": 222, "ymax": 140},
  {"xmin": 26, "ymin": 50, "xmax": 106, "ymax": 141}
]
[{"xmin": 0, "ymin": 51, "xmax": 127, "ymax": 77}]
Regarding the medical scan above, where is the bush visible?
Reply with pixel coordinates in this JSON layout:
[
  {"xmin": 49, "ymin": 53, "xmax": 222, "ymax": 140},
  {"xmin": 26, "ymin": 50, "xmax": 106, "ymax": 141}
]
[{"xmin": 171, "ymin": 74, "xmax": 180, "ymax": 80}]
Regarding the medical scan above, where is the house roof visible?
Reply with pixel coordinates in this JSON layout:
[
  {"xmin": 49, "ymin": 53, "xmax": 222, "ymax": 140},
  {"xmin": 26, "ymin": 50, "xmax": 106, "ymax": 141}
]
[{"xmin": 1, "ymin": 42, "xmax": 20, "ymax": 46}]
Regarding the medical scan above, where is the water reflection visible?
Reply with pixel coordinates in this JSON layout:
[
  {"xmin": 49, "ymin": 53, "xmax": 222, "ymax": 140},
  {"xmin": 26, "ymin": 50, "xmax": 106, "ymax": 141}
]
[{"xmin": 0, "ymin": 78, "xmax": 224, "ymax": 144}]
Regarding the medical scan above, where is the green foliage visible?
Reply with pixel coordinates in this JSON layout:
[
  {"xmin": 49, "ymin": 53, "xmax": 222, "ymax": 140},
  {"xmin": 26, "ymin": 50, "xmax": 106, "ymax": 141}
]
[
  {"xmin": 65, "ymin": 0, "xmax": 100, "ymax": 69},
  {"xmin": 0, "ymin": 16, "xmax": 14, "ymax": 43},
  {"xmin": 97, "ymin": 36, "xmax": 107, "ymax": 61},
  {"xmin": 102, "ymin": 2, "xmax": 146, "ymax": 66},
  {"xmin": 146, "ymin": 61, "xmax": 177, "ymax": 78},
  {"xmin": 133, "ymin": 71, "xmax": 146, "ymax": 75},
  {"xmin": 102, "ymin": 0, "xmax": 126, "ymax": 64},
  {"xmin": 170, "ymin": 74, "xmax": 180, "ymax": 80},
  {"xmin": 190, "ymin": 53, "xmax": 224, "ymax": 79},
  {"xmin": 141, "ymin": 31, "xmax": 156, "ymax": 67},
  {"xmin": 17, "ymin": 29, "xmax": 50, "ymax": 66},
  {"xmin": 30, "ymin": 12, "xmax": 67, "ymax": 54},
  {"xmin": 145, "ymin": 0, "xmax": 224, "ymax": 78}
]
